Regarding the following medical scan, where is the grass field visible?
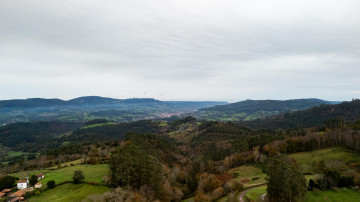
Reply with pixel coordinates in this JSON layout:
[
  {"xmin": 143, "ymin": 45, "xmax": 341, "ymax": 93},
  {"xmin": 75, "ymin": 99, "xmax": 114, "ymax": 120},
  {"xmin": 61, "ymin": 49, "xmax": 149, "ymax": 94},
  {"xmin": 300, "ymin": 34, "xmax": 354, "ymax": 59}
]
[
  {"xmin": 48, "ymin": 159, "xmax": 85, "ymax": 169},
  {"xmin": 41, "ymin": 164, "xmax": 109, "ymax": 187},
  {"xmin": 29, "ymin": 183, "xmax": 110, "ymax": 202},
  {"xmin": 7, "ymin": 150, "xmax": 27, "ymax": 157},
  {"xmin": 289, "ymin": 147, "xmax": 360, "ymax": 173},
  {"xmin": 11, "ymin": 170, "xmax": 50, "ymax": 179},
  {"xmin": 289, "ymin": 147, "xmax": 360, "ymax": 165},
  {"xmin": 306, "ymin": 188, "xmax": 360, "ymax": 202},
  {"xmin": 228, "ymin": 165, "xmax": 267, "ymax": 187},
  {"xmin": 158, "ymin": 122, "xmax": 168, "ymax": 126},
  {"xmin": 245, "ymin": 186, "xmax": 267, "ymax": 202},
  {"xmin": 81, "ymin": 122, "xmax": 117, "ymax": 129}
]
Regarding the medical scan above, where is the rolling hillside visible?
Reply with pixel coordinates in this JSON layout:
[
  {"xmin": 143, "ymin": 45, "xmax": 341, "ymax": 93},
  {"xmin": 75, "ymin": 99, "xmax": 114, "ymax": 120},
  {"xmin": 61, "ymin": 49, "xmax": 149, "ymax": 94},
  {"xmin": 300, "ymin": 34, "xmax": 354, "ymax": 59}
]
[
  {"xmin": 193, "ymin": 98, "xmax": 331, "ymax": 121},
  {"xmin": 246, "ymin": 99, "xmax": 360, "ymax": 129},
  {"xmin": 0, "ymin": 96, "xmax": 226, "ymax": 124}
]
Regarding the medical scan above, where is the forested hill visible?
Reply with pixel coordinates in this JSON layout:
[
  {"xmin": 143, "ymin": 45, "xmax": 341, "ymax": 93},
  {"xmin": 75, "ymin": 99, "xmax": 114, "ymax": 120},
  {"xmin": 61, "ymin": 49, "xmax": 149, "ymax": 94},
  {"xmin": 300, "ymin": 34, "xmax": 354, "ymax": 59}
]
[
  {"xmin": 0, "ymin": 96, "xmax": 226, "ymax": 124},
  {"xmin": 193, "ymin": 98, "xmax": 331, "ymax": 121},
  {"xmin": 0, "ymin": 96, "xmax": 224, "ymax": 108},
  {"xmin": 246, "ymin": 99, "xmax": 360, "ymax": 129}
]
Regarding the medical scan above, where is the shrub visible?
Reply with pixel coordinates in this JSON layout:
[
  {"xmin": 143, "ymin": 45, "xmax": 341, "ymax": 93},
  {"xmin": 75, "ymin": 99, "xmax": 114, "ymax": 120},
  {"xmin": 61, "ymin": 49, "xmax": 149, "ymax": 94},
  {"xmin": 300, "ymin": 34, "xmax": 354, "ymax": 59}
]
[
  {"xmin": 47, "ymin": 180, "xmax": 55, "ymax": 189},
  {"xmin": 87, "ymin": 157, "xmax": 98, "ymax": 165}
]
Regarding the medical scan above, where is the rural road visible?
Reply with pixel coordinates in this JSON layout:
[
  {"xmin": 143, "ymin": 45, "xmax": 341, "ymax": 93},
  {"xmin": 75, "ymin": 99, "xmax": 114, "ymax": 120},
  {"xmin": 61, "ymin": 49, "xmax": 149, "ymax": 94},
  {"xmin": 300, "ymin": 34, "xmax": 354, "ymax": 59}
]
[{"xmin": 238, "ymin": 183, "xmax": 267, "ymax": 202}]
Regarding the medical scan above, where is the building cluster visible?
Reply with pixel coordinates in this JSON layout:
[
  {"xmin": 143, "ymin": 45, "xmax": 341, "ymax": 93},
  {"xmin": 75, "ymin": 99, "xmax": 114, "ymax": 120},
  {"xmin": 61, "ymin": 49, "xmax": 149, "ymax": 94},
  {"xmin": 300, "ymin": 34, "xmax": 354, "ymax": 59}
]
[{"xmin": 0, "ymin": 173, "xmax": 45, "ymax": 202}]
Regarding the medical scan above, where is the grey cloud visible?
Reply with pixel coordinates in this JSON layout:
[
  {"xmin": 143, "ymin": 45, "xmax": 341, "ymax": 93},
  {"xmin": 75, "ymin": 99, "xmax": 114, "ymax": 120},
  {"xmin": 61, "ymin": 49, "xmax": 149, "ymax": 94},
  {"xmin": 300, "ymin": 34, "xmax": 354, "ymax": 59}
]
[{"xmin": 0, "ymin": 0, "xmax": 359, "ymax": 101}]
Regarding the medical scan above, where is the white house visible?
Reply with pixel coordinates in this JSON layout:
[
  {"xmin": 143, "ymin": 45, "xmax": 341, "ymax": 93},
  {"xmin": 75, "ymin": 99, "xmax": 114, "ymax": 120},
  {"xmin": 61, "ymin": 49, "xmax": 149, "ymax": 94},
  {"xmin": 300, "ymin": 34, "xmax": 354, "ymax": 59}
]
[{"xmin": 17, "ymin": 177, "xmax": 28, "ymax": 190}]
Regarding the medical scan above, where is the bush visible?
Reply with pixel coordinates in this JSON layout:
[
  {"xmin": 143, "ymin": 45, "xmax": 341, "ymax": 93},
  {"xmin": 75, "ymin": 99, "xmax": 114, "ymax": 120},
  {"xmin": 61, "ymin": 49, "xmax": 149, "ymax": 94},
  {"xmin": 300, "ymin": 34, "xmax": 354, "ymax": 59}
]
[
  {"xmin": 252, "ymin": 177, "xmax": 260, "ymax": 181},
  {"xmin": 87, "ymin": 157, "xmax": 98, "ymax": 165},
  {"xmin": 47, "ymin": 180, "xmax": 55, "ymax": 189},
  {"xmin": 72, "ymin": 170, "xmax": 85, "ymax": 184}
]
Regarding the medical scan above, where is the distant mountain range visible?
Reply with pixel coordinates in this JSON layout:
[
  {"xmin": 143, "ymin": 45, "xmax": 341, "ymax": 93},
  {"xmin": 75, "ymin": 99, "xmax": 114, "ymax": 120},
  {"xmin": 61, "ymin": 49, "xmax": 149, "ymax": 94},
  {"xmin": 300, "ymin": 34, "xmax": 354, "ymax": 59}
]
[
  {"xmin": 0, "ymin": 96, "xmax": 226, "ymax": 125},
  {"xmin": 0, "ymin": 96, "xmax": 220, "ymax": 108},
  {"xmin": 193, "ymin": 98, "xmax": 334, "ymax": 121}
]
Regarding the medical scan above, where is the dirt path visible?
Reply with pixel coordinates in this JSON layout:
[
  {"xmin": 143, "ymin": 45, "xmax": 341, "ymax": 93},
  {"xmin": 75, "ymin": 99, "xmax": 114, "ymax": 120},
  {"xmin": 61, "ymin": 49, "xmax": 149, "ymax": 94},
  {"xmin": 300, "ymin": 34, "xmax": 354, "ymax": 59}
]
[{"xmin": 238, "ymin": 183, "xmax": 267, "ymax": 202}]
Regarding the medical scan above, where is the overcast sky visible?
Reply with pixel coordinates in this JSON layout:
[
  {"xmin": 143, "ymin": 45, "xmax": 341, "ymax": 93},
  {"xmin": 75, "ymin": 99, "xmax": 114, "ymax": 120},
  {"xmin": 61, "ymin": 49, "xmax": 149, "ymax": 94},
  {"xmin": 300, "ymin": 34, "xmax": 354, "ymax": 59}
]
[{"xmin": 1, "ymin": 0, "xmax": 359, "ymax": 102}]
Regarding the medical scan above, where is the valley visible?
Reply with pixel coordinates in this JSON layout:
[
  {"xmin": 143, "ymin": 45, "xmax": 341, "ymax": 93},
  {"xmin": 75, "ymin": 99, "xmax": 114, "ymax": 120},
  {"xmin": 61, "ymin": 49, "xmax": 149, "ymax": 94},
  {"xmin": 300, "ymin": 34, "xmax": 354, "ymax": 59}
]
[{"xmin": 0, "ymin": 98, "xmax": 360, "ymax": 201}]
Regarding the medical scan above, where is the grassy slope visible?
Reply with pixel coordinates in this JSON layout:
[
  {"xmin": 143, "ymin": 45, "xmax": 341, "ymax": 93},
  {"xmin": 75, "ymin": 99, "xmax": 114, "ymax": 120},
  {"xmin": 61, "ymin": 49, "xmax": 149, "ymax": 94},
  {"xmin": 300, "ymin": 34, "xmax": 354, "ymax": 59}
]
[
  {"xmin": 228, "ymin": 165, "xmax": 267, "ymax": 187},
  {"xmin": 48, "ymin": 159, "xmax": 85, "ymax": 169},
  {"xmin": 81, "ymin": 122, "xmax": 116, "ymax": 129},
  {"xmin": 41, "ymin": 164, "xmax": 109, "ymax": 187},
  {"xmin": 29, "ymin": 183, "xmax": 110, "ymax": 202},
  {"xmin": 7, "ymin": 150, "xmax": 28, "ymax": 157},
  {"xmin": 306, "ymin": 188, "xmax": 360, "ymax": 202},
  {"xmin": 289, "ymin": 147, "xmax": 360, "ymax": 165},
  {"xmin": 289, "ymin": 147, "xmax": 360, "ymax": 174},
  {"xmin": 245, "ymin": 186, "xmax": 267, "ymax": 201}
]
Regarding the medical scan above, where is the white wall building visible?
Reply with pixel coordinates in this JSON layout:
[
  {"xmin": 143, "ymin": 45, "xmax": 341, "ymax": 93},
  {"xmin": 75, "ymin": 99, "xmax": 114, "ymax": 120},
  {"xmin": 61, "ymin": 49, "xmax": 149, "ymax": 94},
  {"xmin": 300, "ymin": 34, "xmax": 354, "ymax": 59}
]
[{"xmin": 17, "ymin": 177, "xmax": 29, "ymax": 190}]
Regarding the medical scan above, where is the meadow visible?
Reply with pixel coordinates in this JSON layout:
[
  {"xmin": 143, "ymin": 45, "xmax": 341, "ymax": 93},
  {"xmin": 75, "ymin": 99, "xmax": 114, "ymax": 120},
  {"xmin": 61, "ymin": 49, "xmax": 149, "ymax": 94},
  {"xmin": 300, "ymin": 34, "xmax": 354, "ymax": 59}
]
[
  {"xmin": 81, "ymin": 122, "xmax": 117, "ymax": 129},
  {"xmin": 306, "ymin": 188, "xmax": 360, "ymax": 202},
  {"xmin": 289, "ymin": 147, "xmax": 360, "ymax": 173},
  {"xmin": 29, "ymin": 183, "xmax": 110, "ymax": 202},
  {"xmin": 245, "ymin": 185, "xmax": 267, "ymax": 201},
  {"xmin": 289, "ymin": 147, "xmax": 360, "ymax": 166},
  {"xmin": 228, "ymin": 165, "xmax": 267, "ymax": 187},
  {"xmin": 41, "ymin": 164, "xmax": 109, "ymax": 187}
]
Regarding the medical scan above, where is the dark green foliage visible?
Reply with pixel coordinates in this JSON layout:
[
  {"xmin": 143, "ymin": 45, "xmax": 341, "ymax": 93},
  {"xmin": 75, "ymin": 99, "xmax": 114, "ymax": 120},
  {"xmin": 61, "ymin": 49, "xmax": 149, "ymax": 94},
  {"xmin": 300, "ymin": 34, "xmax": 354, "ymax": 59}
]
[
  {"xmin": 339, "ymin": 176, "xmax": 354, "ymax": 187},
  {"xmin": 230, "ymin": 140, "xmax": 249, "ymax": 153},
  {"xmin": 47, "ymin": 180, "xmax": 55, "ymax": 189},
  {"xmin": 196, "ymin": 99, "xmax": 329, "ymax": 121},
  {"xmin": 0, "ymin": 175, "xmax": 16, "ymax": 190},
  {"xmin": 46, "ymin": 143, "xmax": 88, "ymax": 157},
  {"xmin": 0, "ymin": 121, "xmax": 81, "ymax": 152},
  {"xmin": 109, "ymin": 144, "xmax": 164, "ymax": 195},
  {"xmin": 266, "ymin": 155, "xmax": 307, "ymax": 202},
  {"xmin": 72, "ymin": 170, "xmax": 85, "ymax": 184},
  {"xmin": 125, "ymin": 132, "xmax": 180, "ymax": 165},
  {"xmin": 202, "ymin": 99, "xmax": 329, "ymax": 114},
  {"xmin": 84, "ymin": 119, "xmax": 107, "ymax": 126},
  {"xmin": 247, "ymin": 99, "xmax": 360, "ymax": 129},
  {"xmin": 29, "ymin": 175, "xmax": 38, "ymax": 186},
  {"xmin": 191, "ymin": 122, "xmax": 253, "ymax": 147},
  {"xmin": 68, "ymin": 120, "xmax": 161, "ymax": 143},
  {"xmin": 315, "ymin": 170, "xmax": 354, "ymax": 189}
]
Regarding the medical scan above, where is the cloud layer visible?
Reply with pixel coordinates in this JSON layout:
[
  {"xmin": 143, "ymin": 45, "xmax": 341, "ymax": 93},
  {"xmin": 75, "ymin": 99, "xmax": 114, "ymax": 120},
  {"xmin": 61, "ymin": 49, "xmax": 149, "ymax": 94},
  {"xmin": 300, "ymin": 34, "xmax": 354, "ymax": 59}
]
[{"xmin": 1, "ymin": 0, "xmax": 359, "ymax": 101}]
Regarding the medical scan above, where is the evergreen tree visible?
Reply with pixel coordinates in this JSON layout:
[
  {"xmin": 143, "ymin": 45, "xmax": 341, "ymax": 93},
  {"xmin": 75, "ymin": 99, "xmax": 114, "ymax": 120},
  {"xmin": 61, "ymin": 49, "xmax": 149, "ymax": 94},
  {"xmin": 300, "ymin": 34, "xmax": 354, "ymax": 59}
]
[
  {"xmin": 266, "ymin": 155, "xmax": 306, "ymax": 202},
  {"xmin": 109, "ymin": 144, "xmax": 164, "ymax": 196},
  {"xmin": 29, "ymin": 175, "xmax": 38, "ymax": 186}
]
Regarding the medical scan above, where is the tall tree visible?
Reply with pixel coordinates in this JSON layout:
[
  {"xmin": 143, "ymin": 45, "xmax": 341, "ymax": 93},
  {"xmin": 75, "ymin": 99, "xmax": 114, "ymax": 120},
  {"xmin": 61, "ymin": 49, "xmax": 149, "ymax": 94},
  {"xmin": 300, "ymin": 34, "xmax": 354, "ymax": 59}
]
[
  {"xmin": 29, "ymin": 175, "xmax": 38, "ymax": 186},
  {"xmin": 72, "ymin": 170, "xmax": 85, "ymax": 184},
  {"xmin": 109, "ymin": 144, "xmax": 164, "ymax": 196},
  {"xmin": 266, "ymin": 155, "xmax": 306, "ymax": 202}
]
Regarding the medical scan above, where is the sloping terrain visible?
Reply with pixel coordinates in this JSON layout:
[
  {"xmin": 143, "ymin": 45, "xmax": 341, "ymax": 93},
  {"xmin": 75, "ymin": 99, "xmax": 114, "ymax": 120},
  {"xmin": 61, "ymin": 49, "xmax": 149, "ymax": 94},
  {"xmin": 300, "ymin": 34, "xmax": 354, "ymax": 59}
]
[{"xmin": 193, "ymin": 99, "xmax": 330, "ymax": 121}]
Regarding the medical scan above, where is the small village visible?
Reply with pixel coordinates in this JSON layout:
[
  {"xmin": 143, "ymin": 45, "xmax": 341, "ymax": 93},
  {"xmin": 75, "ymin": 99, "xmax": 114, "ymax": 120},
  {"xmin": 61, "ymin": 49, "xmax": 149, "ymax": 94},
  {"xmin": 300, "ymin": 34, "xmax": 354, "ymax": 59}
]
[{"xmin": 0, "ymin": 173, "xmax": 44, "ymax": 202}]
